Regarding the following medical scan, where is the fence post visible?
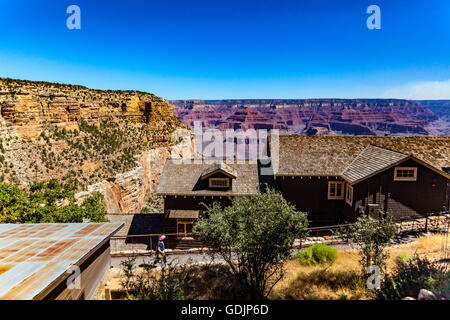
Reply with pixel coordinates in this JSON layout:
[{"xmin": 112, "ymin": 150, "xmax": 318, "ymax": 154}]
[
  {"xmin": 425, "ymin": 214, "xmax": 429, "ymax": 233},
  {"xmin": 150, "ymin": 236, "xmax": 153, "ymax": 252}
]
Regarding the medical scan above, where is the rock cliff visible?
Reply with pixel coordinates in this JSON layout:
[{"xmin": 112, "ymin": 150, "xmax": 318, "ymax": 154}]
[{"xmin": 0, "ymin": 78, "xmax": 189, "ymax": 213}]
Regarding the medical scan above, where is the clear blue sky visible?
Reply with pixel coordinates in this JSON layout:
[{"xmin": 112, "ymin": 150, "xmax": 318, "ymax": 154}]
[{"xmin": 0, "ymin": 0, "xmax": 449, "ymax": 99}]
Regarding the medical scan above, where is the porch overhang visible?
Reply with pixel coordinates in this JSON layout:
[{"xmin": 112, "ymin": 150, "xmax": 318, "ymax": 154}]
[{"xmin": 168, "ymin": 210, "xmax": 200, "ymax": 219}]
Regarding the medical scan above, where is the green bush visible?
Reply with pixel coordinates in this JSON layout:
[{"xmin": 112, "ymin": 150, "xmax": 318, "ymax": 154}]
[
  {"xmin": 120, "ymin": 256, "xmax": 188, "ymax": 300},
  {"xmin": 395, "ymin": 252, "xmax": 412, "ymax": 265},
  {"xmin": 296, "ymin": 244, "xmax": 338, "ymax": 266},
  {"xmin": 377, "ymin": 256, "xmax": 449, "ymax": 300}
]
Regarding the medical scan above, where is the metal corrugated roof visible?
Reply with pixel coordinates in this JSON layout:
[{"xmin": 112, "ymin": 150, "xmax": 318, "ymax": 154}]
[{"xmin": 0, "ymin": 222, "xmax": 123, "ymax": 300}]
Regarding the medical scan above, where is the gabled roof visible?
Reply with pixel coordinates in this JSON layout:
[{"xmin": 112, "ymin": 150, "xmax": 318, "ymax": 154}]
[
  {"xmin": 341, "ymin": 145, "xmax": 409, "ymax": 183},
  {"xmin": 157, "ymin": 159, "xmax": 259, "ymax": 196},
  {"xmin": 200, "ymin": 162, "xmax": 237, "ymax": 179},
  {"xmin": 274, "ymin": 136, "xmax": 450, "ymax": 177}
]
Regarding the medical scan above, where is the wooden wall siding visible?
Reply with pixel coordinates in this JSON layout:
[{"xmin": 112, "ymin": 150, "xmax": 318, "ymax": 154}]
[
  {"xmin": 278, "ymin": 177, "xmax": 346, "ymax": 226},
  {"xmin": 347, "ymin": 159, "xmax": 448, "ymax": 221},
  {"xmin": 44, "ymin": 242, "xmax": 111, "ymax": 300}
]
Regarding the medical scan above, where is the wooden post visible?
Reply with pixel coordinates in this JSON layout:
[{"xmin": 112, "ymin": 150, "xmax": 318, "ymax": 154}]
[
  {"xmin": 105, "ymin": 287, "xmax": 111, "ymax": 300},
  {"xmin": 150, "ymin": 236, "xmax": 153, "ymax": 252},
  {"xmin": 425, "ymin": 215, "xmax": 429, "ymax": 233}
]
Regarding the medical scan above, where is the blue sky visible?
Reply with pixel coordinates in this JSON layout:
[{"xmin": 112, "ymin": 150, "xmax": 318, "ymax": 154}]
[{"xmin": 0, "ymin": 0, "xmax": 449, "ymax": 99}]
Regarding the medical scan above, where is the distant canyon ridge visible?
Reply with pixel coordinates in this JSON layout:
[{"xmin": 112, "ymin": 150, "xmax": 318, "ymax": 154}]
[{"xmin": 170, "ymin": 99, "xmax": 450, "ymax": 137}]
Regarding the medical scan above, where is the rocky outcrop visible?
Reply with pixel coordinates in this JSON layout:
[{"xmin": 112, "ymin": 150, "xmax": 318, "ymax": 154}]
[
  {"xmin": 0, "ymin": 78, "xmax": 177, "ymax": 139},
  {"xmin": 0, "ymin": 78, "xmax": 190, "ymax": 213},
  {"xmin": 76, "ymin": 131, "xmax": 194, "ymax": 213}
]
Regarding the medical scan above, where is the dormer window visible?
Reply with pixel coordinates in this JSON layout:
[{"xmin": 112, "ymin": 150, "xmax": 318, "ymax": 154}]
[
  {"xmin": 209, "ymin": 178, "xmax": 230, "ymax": 188},
  {"xmin": 200, "ymin": 161, "xmax": 236, "ymax": 190},
  {"xmin": 394, "ymin": 167, "xmax": 417, "ymax": 181}
]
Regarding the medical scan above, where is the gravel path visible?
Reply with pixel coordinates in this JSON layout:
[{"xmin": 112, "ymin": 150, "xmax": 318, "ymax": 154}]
[{"xmin": 111, "ymin": 232, "xmax": 429, "ymax": 269}]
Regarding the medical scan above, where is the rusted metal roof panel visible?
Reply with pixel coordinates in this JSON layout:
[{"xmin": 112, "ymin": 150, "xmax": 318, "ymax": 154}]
[{"xmin": 0, "ymin": 222, "xmax": 123, "ymax": 300}]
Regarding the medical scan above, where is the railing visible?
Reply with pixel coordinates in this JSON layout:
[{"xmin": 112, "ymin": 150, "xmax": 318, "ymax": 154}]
[
  {"xmin": 110, "ymin": 211, "xmax": 450, "ymax": 254},
  {"xmin": 111, "ymin": 232, "xmax": 195, "ymax": 254},
  {"xmin": 307, "ymin": 223, "xmax": 353, "ymax": 237}
]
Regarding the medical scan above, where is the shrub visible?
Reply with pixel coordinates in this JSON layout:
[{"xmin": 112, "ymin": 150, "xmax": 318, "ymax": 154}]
[
  {"xmin": 395, "ymin": 252, "xmax": 412, "ymax": 265},
  {"xmin": 120, "ymin": 256, "xmax": 189, "ymax": 300},
  {"xmin": 377, "ymin": 255, "xmax": 449, "ymax": 300},
  {"xmin": 296, "ymin": 244, "xmax": 338, "ymax": 266},
  {"xmin": 193, "ymin": 188, "xmax": 309, "ymax": 299},
  {"xmin": 336, "ymin": 214, "xmax": 395, "ymax": 274}
]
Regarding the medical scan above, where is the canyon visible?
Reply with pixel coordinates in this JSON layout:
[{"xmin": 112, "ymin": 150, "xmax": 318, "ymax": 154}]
[
  {"xmin": 171, "ymin": 99, "xmax": 450, "ymax": 137},
  {"xmin": 1, "ymin": 78, "xmax": 449, "ymax": 214}
]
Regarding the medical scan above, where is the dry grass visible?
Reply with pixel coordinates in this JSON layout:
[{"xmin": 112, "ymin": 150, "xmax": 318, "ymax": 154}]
[
  {"xmin": 271, "ymin": 232, "xmax": 449, "ymax": 300},
  {"xmin": 97, "ymin": 233, "xmax": 448, "ymax": 300}
]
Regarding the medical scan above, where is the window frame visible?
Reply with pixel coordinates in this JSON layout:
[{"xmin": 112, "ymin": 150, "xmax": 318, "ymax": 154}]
[
  {"xmin": 394, "ymin": 167, "xmax": 418, "ymax": 181},
  {"xmin": 176, "ymin": 218, "xmax": 195, "ymax": 234},
  {"xmin": 346, "ymin": 184, "xmax": 353, "ymax": 206},
  {"xmin": 209, "ymin": 177, "xmax": 230, "ymax": 188},
  {"xmin": 327, "ymin": 181, "xmax": 345, "ymax": 200}
]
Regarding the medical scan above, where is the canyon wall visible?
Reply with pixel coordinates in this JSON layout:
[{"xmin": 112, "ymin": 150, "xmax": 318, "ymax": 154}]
[
  {"xmin": 0, "ymin": 78, "xmax": 189, "ymax": 213},
  {"xmin": 0, "ymin": 78, "xmax": 176, "ymax": 139},
  {"xmin": 171, "ymin": 99, "xmax": 449, "ymax": 137},
  {"xmin": 75, "ymin": 132, "xmax": 194, "ymax": 213}
]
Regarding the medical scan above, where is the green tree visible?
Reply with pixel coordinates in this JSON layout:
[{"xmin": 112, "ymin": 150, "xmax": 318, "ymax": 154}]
[
  {"xmin": 0, "ymin": 181, "xmax": 107, "ymax": 223},
  {"xmin": 81, "ymin": 192, "xmax": 108, "ymax": 222},
  {"xmin": 337, "ymin": 214, "xmax": 396, "ymax": 274},
  {"xmin": 193, "ymin": 189, "xmax": 309, "ymax": 299}
]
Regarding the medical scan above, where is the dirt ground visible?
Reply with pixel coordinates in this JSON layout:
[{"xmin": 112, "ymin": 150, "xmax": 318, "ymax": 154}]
[{"xmin": 94, "ymin": 232, "xmax": 449, "ymax": 300}]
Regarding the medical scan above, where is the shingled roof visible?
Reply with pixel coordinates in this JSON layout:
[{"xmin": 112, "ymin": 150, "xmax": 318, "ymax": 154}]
[
  {"xmin": 341, "ymin": 145, "xmax": 409, "ymax": 183},
  {"xmin": 200, "ymin": 162, "xmax": 237, "ymax": 179},
  {"xmin": 274, "ymin": 135, "xmax": 450, "ymax": 177},
  {"xmin": 157, "ymin": 160, "xmax": 260, "ymax": 196}
]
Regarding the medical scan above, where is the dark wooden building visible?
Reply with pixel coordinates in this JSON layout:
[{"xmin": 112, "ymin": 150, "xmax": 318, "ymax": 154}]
[
  {"xmin": 274, "ymin": 136, "xmax": 450, "ymax": 226},
  {"xmin": 157, "ymin": 160, "xmax": 260, "ymax": 236},
  {"xmin": 157, "ymin": 136, "xmax": 449, "ymax": 229}
]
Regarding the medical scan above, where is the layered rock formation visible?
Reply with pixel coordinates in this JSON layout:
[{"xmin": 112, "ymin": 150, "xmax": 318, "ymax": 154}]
[
  {"xmin": 416, "ymin": 100, "xmax": 450, "ymax": 135},
  {"xmin": 171, "ymin": 99, "xmax": 448, "ymax": 137},
  {"xmin": 0, "ymin": 78, "xmax": 189, "ymax": 213},
  {"xmin": 0, "ymin": 78, "xmax": 176, "ymax": 139},
  {"xmin": 75, "ymin": 138, "xmax": 194, "ymax": 213}
]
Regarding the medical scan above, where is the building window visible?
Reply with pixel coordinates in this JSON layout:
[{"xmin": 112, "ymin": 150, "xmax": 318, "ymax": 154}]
[
  {"xmin": 346, "ymin": 184, "xmax": 353, "ymax": 206},
  {"xmin": 209, "ymin": 177, "xmax": 230, "ymax": 188},
  {"xmin": 394, "ymin": 167, "xmax": 417, "ymax": 181},
  {"xmin": 328, "ymin": 181, "xmax": 344, "ymax": 200},
  {"xmin": 177, "ymin": 218, "xmax": 195, "ymax": 234}
]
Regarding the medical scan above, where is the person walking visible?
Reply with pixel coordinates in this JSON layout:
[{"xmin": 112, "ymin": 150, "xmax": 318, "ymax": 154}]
[{"xmin": 156, "ymin": 234, "xmax": 166, "ymax": 261}]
